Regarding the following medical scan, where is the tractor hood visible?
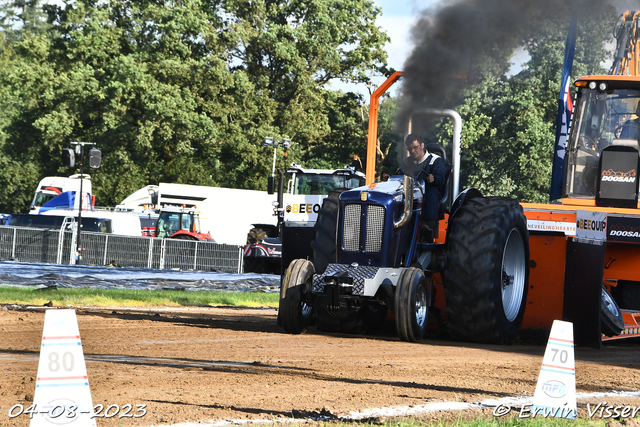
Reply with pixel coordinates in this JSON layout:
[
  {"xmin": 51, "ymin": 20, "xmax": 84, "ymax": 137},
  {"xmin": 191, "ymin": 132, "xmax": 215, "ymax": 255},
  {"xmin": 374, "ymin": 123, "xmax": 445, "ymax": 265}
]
[
  {"xmin": 336, "ymin": 176, "xmax": 422, "ymax": 268},
  {"xmin": 340, "ymin": 176, "xmax": 423, "ymax": 203}
]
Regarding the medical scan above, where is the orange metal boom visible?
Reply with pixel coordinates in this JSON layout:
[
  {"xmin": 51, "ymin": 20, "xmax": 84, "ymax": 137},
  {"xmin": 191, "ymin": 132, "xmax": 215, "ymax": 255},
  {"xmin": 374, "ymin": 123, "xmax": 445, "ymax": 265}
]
[{"xmin": 365, "ymin": 71, "xmax": 404, "ymax": 185}]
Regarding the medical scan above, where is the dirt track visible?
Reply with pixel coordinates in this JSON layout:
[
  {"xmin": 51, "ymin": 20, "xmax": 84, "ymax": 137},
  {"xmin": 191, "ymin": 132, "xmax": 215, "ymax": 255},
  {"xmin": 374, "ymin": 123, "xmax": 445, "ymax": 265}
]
[{"xmin": 2, "ymin": 305, "xmax": 640, "ymax": 426}]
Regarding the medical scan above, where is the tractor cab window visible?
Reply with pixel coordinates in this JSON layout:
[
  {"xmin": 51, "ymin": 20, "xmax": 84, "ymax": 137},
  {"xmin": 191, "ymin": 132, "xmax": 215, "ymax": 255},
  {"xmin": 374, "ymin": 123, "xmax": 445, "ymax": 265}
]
[
  {"xmin": 345, "ymin": 176, "xmax": 365, "ymax": 189},
  {"xmin": 565, "ymin": 88, "xmax": 640, "ymax": 199},
  {"xmin": 181, "ymin": 213, "xmax": 193, "ymax": 231},
  {"xmin": 292, "ymin": 174, "xmax": 342, "ymax": 195},
  {"xmin": 180, "ymin": 213, "xmax": 199, "ymax": 233},
  {"xmin": 288, "ymin": 172, "xmax": 365, "ymax": 195},
  {"xmin": 157, "ymin": 212, "xmax": 180, "ymax": 237}
]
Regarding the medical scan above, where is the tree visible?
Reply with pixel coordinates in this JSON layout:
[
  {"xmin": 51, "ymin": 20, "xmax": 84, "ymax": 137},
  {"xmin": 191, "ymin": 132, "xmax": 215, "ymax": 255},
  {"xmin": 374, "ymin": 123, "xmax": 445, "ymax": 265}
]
[
  {"xmin": 0, "ymin": 0, "xmax": 389, "ymax": 211},
  {"xmin": 215, "ymin": 0, "xmax": 389, "ymax": 185},
  {"xmin": 0, "ymin": 0, "xmax": 49, "ymax": 44}
]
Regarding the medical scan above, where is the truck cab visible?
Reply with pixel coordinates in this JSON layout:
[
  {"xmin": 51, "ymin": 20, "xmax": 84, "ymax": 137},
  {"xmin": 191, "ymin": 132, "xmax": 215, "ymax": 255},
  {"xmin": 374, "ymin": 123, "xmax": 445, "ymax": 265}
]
[
  {"xmin": 563, "ymin": 76, "xmax": 640, "ymax": 206},
  {"xmin": 30, "ymin": 174, "xmax": 92, "ymax": 213}
]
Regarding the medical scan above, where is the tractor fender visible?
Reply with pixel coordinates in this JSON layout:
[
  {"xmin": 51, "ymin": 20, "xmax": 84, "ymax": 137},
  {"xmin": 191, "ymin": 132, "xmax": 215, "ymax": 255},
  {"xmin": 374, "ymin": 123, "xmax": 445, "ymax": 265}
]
[
  {"xmin": 170, "ymin": 230, "xmax": 205, "ymax": 241},
  {"xmin": 448, "ymin": 187, "xmax": 483, "ymax": 224}
]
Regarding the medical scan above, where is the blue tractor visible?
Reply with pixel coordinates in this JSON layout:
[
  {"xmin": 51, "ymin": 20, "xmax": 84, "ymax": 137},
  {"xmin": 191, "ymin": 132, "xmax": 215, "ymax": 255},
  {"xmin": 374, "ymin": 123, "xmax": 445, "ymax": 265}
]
[{"xmin": 279, "ymin": 109, "xmax": 530, "ymax": 343}]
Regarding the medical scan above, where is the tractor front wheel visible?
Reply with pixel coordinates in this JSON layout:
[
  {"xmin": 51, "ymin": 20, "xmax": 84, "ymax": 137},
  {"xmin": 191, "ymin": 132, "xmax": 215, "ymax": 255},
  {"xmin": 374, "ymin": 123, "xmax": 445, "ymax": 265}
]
[
  {"xmin": 279, "ymin": 259, "xmax": 314, "ymax": 334},
  {"xmin": 394, "ymin": 267, "xmax": 430, "ymax": 342}
]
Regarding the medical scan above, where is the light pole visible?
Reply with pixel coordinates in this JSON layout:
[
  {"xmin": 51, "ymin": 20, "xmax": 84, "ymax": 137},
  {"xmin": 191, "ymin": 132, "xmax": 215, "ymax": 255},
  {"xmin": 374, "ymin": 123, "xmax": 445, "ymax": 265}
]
[
  {"xmin": 63, "ymin": 142, "xmax": 101, "ymax": 264},
  {"xmin": 262, "ymin": 137, "xmax": 291, "ymax": 178},
  {"xmin": 261, "ymin": 137, "xmax": 291, "ymax": 219}
]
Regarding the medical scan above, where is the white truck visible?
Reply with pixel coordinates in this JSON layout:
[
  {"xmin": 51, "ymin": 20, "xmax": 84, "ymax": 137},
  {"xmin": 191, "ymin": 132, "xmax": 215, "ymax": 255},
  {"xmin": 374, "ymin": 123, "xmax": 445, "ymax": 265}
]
[
  {"xmin": 11, "ymin": 174, "xmax": 141, "ymax": 237},
  {"xmin": 30, "ymin": 174, "xmax": 92, "ymax": 213},
  {"xmin": 118, "ymin": 183, "xmax": 278, "ymax": 245},
  {"xmin": 243, "ymin": 163, "xmax": 366, "ymax": 274}
]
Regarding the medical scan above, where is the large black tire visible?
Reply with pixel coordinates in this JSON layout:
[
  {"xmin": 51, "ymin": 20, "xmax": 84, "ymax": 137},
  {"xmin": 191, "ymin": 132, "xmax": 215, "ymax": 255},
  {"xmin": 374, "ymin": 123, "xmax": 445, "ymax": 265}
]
[
  {"xmin": 279, "ymin": 259, "xmax": 314, "ymax": 334},
  {"xmin": 601, "ymin": 285, "xmax": 624, "ymax": 337},
  {"xmin": 394, "ymin": 267, "xmax": 430, "ymax": 342},
  {"xmin": 444, "ymin": 197, "xmax": 529, "ymax": 344},
  {"xmin": 311, "ymin": 189, "xmax": 348, "ymax": 274}
]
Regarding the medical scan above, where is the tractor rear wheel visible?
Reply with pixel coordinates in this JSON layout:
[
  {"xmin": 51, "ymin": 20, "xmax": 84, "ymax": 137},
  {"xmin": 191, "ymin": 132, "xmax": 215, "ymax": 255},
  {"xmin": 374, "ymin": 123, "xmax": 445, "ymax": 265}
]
[
  {"xmin": 279, "ymin": 259, "xmax": 314, "ymax": 334},
  {"xmin": 311, "ymin": 189, "xmax": 348, "ymax": 274},
  {"xmin": 394, "ymin": 267, "xmax": 430, "ymax": 342},
  {"xmin": 444, "ymin": 197, "xmax": 529, "ymax": 344},
  {"xmin": 601, "ymin": 285, "xmax": 624, "ymax": 337}
]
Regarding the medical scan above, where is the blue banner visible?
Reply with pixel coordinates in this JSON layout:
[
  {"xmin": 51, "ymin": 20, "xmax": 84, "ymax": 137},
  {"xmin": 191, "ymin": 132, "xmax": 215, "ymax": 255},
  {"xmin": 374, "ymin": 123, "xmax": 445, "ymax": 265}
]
[{"xmin": 549, "ymin": 11, "xmax": 578, "ymax": 202}]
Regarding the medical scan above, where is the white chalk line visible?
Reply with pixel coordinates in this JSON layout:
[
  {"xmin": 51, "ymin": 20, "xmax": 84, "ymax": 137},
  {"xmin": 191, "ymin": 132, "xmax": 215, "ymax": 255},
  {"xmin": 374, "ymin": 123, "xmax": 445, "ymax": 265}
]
[{"xmin": 150, "ymin": 390, "xmax": 640, "ymax": 427}]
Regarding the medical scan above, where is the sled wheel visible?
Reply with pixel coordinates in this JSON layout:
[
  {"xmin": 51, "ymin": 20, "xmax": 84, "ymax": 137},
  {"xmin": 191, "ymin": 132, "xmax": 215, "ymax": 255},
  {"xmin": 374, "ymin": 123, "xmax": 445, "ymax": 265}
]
[
  {"xmin": 394, "ymin": 267, "xmax": 429, "ymax": 342},
  {"xmin": 444, "ymin": 197, "xmax": 529, "ymax": 344},
  {"xmin": 279, "ymin": 259, "xmax": 314, "ymax": 334},
  {"xmin": 601, "ymin": 285, "xmax": 624, "ymax": 337}
]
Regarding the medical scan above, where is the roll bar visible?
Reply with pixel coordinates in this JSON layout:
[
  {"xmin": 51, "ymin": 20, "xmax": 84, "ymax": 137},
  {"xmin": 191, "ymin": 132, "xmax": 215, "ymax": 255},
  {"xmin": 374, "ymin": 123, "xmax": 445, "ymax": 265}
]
[{"xmin": 406, "ymin": 109, "xmax": 462, "ymax": 201}]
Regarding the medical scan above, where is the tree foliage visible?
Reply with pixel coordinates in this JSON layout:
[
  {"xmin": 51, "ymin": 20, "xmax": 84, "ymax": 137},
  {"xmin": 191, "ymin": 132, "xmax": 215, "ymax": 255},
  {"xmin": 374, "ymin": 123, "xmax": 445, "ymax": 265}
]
[
  {"xmin": 0, "ymin": 0, "xmax": 622, "ymax": 214},
  {"xmin": 0, "ymin": 0, "xmax": 387, "ymax": 212}
]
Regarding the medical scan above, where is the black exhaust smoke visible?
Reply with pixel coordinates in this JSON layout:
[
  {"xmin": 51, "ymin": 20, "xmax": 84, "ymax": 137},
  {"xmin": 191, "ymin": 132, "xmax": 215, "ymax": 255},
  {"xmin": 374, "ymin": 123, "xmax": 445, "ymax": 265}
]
[{"xmin": 397, "ymin": 0, "xmax": 617, "ymax": 135}]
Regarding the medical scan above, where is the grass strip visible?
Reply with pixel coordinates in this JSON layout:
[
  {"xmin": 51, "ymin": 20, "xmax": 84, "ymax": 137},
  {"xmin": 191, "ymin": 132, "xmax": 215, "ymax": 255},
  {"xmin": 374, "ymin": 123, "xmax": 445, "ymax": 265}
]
[{"xmin": 0, "ymin": 285, "xmax": 279, "ymax": 308}]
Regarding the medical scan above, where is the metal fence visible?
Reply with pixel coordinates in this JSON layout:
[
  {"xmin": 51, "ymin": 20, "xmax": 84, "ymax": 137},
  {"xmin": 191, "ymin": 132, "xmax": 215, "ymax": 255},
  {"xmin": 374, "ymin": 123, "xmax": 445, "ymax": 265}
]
[{"xmin": 0, "ymin": 226, "xmax": 244, "ymax": 273}]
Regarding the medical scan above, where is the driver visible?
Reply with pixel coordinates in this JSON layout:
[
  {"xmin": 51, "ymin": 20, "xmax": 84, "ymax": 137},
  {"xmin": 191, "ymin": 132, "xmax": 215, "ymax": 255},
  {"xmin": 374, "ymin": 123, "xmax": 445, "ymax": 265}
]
[
  {"xmin": 619, "ymin": 100, "xmax": 640, "ymax": 140},
  {"xmin": 401, "ymin": 133, "xmax": 446, "ymax": 242}
]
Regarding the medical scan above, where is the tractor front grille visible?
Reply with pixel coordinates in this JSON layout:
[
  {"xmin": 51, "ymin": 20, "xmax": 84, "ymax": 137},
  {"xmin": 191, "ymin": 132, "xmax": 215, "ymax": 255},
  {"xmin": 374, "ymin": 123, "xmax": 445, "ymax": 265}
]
[
  {"xmin": 365, "ymin": 205, "xmax": 385, "ymax": 252},
  {"xmin": 343, "ymin": 204, "xmax": 361, "ymax": 251},
  {"xmin": 342, "ymin": 203, "xmax": 385, "ymax": 253}
]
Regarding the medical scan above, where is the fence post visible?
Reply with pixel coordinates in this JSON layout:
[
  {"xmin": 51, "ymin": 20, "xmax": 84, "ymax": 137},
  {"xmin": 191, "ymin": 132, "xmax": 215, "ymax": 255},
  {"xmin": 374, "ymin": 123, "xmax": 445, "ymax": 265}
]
[
  {"xmin": 69, "ymin": 223, "xmax": 78, "ymax": 265},
  {"xmin": 11, "ymin": 228, "xmax": 16, "ymax": 260},
  {"xmin": 56, "ymin": 230, "xmax": 64, "ymax": 264},
  {"xmin": 103, "ymin": 235, "xmax": 109, "ymax": 266},
  {"xmin": 238, "ymin": 246, "xmax": 243, "ymax": 274},
  {"xmin": 147, "ymin": 238, "xmax": 154, "ymax": 269},
  {"xmin": 193, "ymin": 241, "xmax": 198, "ymax": 271},
  {"xmin": 159, "ymin": 238, "xmax": 166, "ymax": 270}
]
